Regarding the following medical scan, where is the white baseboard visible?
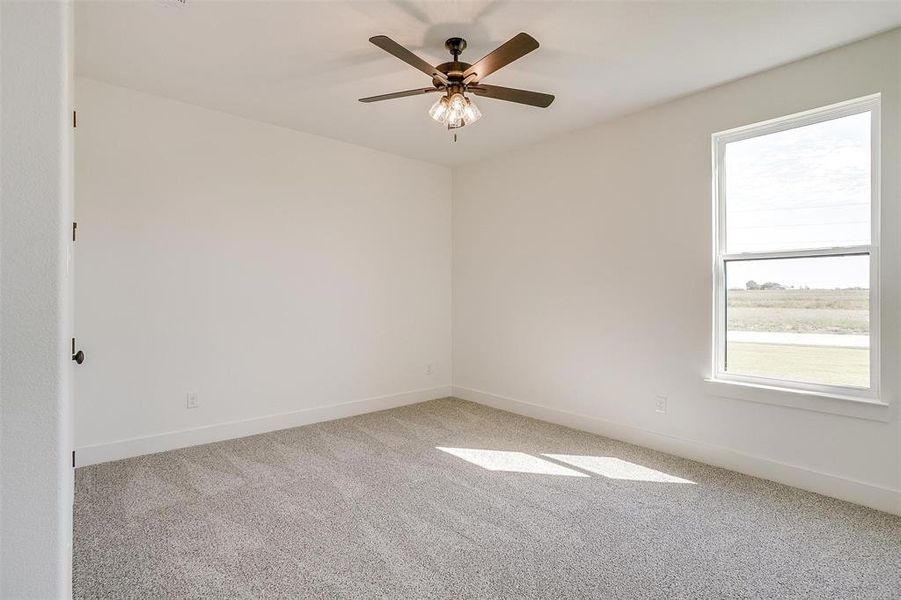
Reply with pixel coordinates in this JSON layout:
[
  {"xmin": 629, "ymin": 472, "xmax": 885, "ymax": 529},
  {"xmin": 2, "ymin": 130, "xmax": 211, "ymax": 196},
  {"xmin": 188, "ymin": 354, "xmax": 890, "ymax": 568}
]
[
  {"xmin": 76, "ymin": 385, "xmax": 452, "ymax": 467},
  {"xmin": 453, "ymin": 385, "xmax": 901, "ymax": 516}
]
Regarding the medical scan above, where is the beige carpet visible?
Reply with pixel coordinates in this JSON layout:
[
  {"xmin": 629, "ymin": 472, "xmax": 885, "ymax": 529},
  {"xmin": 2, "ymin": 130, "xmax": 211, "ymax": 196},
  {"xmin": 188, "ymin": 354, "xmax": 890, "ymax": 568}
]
[{"xmin": 74, "ymin": 398, "xmax": 901, "ymax": 599}]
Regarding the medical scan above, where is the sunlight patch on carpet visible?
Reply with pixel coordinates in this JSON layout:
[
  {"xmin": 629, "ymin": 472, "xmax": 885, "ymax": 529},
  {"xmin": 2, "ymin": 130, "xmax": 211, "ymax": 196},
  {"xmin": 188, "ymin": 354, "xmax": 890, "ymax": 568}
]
[
  {"xmin": 543, "ymin": 454, "xmax": 695, "ymax": 483},
  {"xmin": 436, "ymin": 447, "xmax": 589, "ymax": 477}
]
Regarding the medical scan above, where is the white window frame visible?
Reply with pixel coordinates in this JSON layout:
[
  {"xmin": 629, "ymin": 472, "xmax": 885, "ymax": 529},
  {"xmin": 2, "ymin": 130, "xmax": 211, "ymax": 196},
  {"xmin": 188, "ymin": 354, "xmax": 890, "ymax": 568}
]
[{"xmin": 711, "ymin": 94, "xmax": 882, "ymax": 405}]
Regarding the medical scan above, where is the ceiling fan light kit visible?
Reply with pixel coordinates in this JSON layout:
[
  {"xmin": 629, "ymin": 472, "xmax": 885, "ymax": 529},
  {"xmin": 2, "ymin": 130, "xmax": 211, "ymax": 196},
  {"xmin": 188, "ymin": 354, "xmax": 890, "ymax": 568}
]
[
  {"xmin": 430, "ymin": 93, "xmax": 481, "ymax": 128},
  {"xmin": 359, "ymin": 32, "xmax": 554, "ymax": 131}
]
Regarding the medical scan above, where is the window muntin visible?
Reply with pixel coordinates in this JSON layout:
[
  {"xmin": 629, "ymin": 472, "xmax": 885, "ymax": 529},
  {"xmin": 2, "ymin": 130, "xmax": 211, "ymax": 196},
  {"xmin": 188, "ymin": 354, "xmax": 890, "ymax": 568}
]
[{"xmin": 714, "ymin": 96, "xmax": 879, "ymax": 398}]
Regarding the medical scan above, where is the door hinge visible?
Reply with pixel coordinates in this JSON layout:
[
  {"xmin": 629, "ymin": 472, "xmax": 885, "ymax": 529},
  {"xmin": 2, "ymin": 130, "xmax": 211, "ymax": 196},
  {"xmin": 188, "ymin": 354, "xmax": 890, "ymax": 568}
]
[
  {"xmin": 73, "ymin": 110, "xmax": 77, "ymax": 128},
  {"xmin": 72, "ymin": 222, "xmax": 77, "ymax": 242},
  {"xmin": 72, "ymin": 450, "xmax": 76, "ymax": 468}
]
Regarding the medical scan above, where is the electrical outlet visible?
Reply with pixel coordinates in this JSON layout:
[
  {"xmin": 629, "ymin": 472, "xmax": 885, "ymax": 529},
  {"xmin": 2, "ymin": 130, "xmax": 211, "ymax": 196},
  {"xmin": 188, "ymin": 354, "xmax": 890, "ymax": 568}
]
[
  {"xmin": 655, "ymin": 395, "xmax": 667, "ymax": 414},
  {"xmin": 186, "ymin": 392, "xmax": 199, "ymax": 409},
  {"xmin": 426, "ymin": 363, "xmax": 434, "ymax": 375}
]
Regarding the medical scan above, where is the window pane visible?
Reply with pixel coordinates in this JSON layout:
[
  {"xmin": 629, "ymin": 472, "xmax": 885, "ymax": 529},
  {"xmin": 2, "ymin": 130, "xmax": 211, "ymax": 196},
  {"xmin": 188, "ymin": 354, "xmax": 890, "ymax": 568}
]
[
  {"xmin": 725, "ymin": 112, "xmax": 870, "ymax": 253},
  {"xmin": 725, "ymin": 255, "xmax": 869, "ymax": 388}
]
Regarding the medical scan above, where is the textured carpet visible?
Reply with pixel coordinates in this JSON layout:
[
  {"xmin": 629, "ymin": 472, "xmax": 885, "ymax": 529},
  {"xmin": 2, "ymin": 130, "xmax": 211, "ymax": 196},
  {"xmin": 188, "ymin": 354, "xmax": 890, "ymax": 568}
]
[{"xmin": 74, "ymin": 398, "xmax": 901, "ymax": 599}]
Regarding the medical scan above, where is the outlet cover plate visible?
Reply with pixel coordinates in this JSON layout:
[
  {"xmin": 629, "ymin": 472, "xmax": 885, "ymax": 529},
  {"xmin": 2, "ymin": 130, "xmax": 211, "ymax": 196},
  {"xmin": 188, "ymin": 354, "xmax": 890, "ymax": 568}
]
[{"xmin": 655, "ymin": 395, "xmax": 667, "ymax": 414}]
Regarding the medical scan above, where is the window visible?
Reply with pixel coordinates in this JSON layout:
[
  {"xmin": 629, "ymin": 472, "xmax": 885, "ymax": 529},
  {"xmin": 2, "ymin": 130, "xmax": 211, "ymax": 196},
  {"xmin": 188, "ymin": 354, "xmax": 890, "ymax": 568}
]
[{"xmin": 713, "ymin": 95, "xmax": 880, "ymax": 400}]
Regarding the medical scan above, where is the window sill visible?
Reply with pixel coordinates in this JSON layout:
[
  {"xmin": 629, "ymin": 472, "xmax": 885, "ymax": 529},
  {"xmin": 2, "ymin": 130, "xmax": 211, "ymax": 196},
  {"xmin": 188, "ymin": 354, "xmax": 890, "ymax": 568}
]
[{"xmin": 703, "ymin": 378, "xmax": 892, "ymax": 422}]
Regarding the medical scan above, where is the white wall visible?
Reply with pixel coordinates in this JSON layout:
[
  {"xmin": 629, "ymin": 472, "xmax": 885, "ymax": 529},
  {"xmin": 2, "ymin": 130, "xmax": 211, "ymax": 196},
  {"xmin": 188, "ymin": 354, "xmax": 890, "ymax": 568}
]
[
  {"xmin": 0, "ymin": 1, "xmax": 74, "ymax": 597},
  {"xmin": 453, "ymin": 30, "xmax": 901, "ymax": 514},
  {"xmin": 74, "ymin": 78, "xmax": 452, "ymax": 464}
]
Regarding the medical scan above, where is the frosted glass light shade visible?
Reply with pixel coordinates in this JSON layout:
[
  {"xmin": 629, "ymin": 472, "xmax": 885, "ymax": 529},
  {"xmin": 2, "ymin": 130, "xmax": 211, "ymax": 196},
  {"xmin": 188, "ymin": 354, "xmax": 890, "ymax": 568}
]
[
  {"xmin": 446, "ymin": 93, "xmax": 467, "ymax": 126},
  {"xmin": 463, "ymin": 97, "xmax": 481, "ymax": 124},
  {"xmin": 428, "ymin": 96, "xmax": 450, "ymax": 123}
]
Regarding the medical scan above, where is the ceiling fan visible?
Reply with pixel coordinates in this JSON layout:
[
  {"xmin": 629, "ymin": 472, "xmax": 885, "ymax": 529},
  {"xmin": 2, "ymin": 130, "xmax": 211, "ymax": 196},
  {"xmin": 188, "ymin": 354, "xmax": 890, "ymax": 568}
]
[{"xmin": 359, "ymin": 33, "xmax": 555, "ymax": 129}]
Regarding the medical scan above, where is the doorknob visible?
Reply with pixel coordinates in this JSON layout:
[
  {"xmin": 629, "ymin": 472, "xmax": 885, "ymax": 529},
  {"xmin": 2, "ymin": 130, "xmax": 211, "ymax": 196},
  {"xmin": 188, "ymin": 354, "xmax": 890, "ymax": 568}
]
[{"xmin": 71, "ymin": 338, "xmax": 84, "ymax": 364}]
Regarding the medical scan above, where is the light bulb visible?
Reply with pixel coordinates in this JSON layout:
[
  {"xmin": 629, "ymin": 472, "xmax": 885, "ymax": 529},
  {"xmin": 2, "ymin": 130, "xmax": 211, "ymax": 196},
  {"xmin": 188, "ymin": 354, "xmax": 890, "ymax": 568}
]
[
  {"xmin": 428, "ymin": 96, "xmax": 450, "ymax": 124},
  {"xmin": 446, "ymin": 93, "xmax": 466, "ymax": 126},
  {"xmin": 462, "ymin": 97, "xmax": 481, "ymax": 124},
  {"xmin": 448, "ymin": 93, "xmax": 466, "ymax": 112}
]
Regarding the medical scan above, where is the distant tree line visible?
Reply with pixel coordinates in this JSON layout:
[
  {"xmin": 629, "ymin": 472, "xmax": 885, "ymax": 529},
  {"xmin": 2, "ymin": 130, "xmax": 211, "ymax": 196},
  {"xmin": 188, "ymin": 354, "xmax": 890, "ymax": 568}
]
[
  {"xmin": 745, "ymin": 280, "xmax": 784, "ymax": 290},
  {"xmin": 739, "ymin": 281, "xmax": 867, "ymax": 291}
]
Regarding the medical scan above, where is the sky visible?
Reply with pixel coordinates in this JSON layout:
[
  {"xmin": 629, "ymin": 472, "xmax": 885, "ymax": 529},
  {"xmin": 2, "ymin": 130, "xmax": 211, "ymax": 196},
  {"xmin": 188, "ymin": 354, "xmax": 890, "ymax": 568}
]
[{"xmin": 724, "ymin": 110, "xmax": 871, "ymax": 289}]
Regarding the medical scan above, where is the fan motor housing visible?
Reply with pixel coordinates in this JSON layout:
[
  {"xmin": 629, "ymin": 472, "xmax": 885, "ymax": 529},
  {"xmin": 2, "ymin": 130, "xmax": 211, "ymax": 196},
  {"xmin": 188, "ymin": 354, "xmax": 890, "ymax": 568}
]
[{"xmin": 434, "ymin": 61, "xmax": 471, "ymax": 85}]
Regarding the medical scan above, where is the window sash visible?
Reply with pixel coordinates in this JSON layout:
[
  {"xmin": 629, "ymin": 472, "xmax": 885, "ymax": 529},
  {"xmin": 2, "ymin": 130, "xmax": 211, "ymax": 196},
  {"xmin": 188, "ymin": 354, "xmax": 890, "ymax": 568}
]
[
  {"xmin": 721, "ymin": 245, "xmax": 871, "ymax": 262},
  {"xmin": 712, "ymin": 94, "xmax": 881, "ymax": 401}
]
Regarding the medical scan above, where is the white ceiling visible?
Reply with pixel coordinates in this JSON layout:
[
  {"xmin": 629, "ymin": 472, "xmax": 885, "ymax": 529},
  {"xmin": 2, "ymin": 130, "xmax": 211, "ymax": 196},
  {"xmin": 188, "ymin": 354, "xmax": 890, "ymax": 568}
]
[{"xmin": 76, "ymin": 1, "xmax": 901, "ymax": 166}]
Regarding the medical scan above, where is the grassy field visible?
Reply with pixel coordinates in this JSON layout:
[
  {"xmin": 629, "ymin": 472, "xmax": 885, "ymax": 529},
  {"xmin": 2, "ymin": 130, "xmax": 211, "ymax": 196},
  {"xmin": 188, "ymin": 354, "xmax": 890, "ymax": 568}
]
[
  {"xmin": 726, "ymin": 288, "xmax": 869, "ymax": 387},
  {"xmin": 727, "ymin": 288, "xmax": 868, "ymax": 335},
  {"xmin": 727, "ymin": 342, "xmax": 868, "ymax": 388}
]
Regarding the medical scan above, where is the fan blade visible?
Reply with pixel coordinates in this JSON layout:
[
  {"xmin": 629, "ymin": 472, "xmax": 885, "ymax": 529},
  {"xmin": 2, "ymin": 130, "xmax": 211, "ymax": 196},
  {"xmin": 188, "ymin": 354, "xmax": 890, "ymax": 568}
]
[
  {"xmin": 463, "ymin": 33, "xmax": 539, "ymax": 82},
  {"xmin": 359, "ymin": 88, "xmax": 440, "ymax": 103},
  {"xmin": 369, "ymin": 36, "xmax": 448, "ymax": 83},
  {"xmin": 469, "ymin": 84, "xmax": 554, "ymax": 108}
]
